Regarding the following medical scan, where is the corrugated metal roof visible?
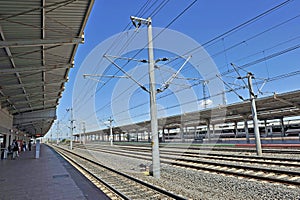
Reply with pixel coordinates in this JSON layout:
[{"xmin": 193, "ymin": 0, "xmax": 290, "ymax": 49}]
[{"xmin": 0, "ymin": 0, "xmax": 95, "ymax": 136}]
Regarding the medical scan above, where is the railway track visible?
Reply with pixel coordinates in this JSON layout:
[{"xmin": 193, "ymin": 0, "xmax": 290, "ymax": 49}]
[
  {"xmin": 95, "ymin": 144, "xmax": 300, "ymax": 168},
  {"xmin": 74, "ymin": 143, "xmax": 300, "ymax": 187},
  {"xmin": 51, "ymin": 145, "xmax": 186, "ymax": 200},
  {"xmin": 101, "ymin": 142, "xmax": 300, "ymax": 154},
  {"xmin": 128, "ymin": 142, "xmax": 300, "ymax": 154}
]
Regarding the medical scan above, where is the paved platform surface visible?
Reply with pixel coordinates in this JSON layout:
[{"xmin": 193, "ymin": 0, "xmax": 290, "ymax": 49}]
[{"xmin": 0, "ymin": 144, "xmax": 110, "ymax": 200}]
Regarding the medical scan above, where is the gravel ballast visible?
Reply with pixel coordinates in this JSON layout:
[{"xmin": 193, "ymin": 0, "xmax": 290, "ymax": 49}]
[{"xmin": 72, "ymin": 147, "xmax": 300, "ymax": 200}]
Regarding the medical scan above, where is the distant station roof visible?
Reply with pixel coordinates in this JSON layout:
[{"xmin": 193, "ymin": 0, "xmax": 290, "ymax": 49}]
[
  {"xmin": 0, "ymin": 0, "xmax": 94, "ymax": 136},
  {"xmin": 94, "ymin": 90, "xmax": 300, "ymax": 135}
]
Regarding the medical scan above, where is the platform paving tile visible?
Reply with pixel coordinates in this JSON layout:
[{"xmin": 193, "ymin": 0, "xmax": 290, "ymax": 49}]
[{"xmin": 0, "ymin": 144, "xmax": 88, "ymax": 200}]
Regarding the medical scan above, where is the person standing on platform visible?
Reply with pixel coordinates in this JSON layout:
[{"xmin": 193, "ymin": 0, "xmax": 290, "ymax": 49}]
[
  {"xmin": 23, "ymin": 141, "xmax": 26, "ymax": 151},
  {"xmin": 0, "ymin": 142, "xmax": 4, "ymax": 159},
  {"xmin": 12, "ymin": 140, "xmax": 18, "ymax": 159},
  {"xmin": 28, "ymin": 140, "xmax": 32, "ymax": 151}
]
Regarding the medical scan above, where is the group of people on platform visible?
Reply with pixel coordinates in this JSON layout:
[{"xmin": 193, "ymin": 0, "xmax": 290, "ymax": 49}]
[{"xmin": 0, "ymin": 140, "xmax": 32, "ymax": 160}]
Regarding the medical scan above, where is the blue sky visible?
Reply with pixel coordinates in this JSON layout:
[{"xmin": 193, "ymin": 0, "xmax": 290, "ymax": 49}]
[{"xmin": 46, "ymin": 0, "xmax": 300, "ymax": 137}]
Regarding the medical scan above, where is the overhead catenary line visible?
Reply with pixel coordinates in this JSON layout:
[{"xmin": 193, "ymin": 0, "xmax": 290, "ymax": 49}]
[
  {"xmin": 101, "ymin": 68, "xmax": 300, "ymax": 123},
  {"xmin": 94, "ymin": 38, "xmax": 300, "ymax": 124},
  {"xmin": 98, "ymin": 0, "xmax": 197, "ymax": 92},
  {"xmin": 73, "ymin": 0, "xmax": 173, "ymax": 109},
  {"xmin": 72, "ymin": 1, "xmax": 289, "ymax": 112},
  {"xmin": 181, "ymin": 0, "xmax": 293, "ymax": 57},
  {"xmin": 163, "ymin": 10, "xmax": 300, "ymax": 80},
  {"xmin": 77, "ymin": 1, "xmax": 198, "ymax": 122},
  {"xmin": 149, "ymin": 0, "xmax": 171, "ymax": 18},
  {"xmin": 190, "ymin": 36, "xmax": 300, "ymax": 85},
  {"xmin": 155, "ymin": 0, "xmax": 296, "ymax": 79},
  {"xmin": 230, "ymin": 63, "xmax": 249, "ymax": 88},
  {"xmin": 113, "ymin": 1, "xmax": 299, "ymax": 98},
  {"xmin": 220, "ymin": 43, "xmax": 300, "ymax": 77},
  {"xmin": 72, "ymin": 0, "xmax": 166, "ymax": 107},
  {"xmin": 103, "ymin": 55, "xmax": 149, "ymax": 92},
  {"xmin": 76, "ymin": 1, "xmax": 297, "ymax": 127},
  {"xmin": 217, "ymin": 74, "xmax": 244, "ymax": 101},
  {"xmin": 82, "ymin": 58, "xmax": 300, "ymax": 127},
  {"xmin": 95, "ymin": 0, "xmax": 197, "ymax": 102},
  {"xmin": 157, "ymin": 56, "xmax": 192, "ymax": 93}
]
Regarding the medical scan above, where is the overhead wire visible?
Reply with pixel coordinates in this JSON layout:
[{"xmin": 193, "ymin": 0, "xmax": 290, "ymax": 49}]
[
  {"xmin": 100, "ymin": 13, "xmax": 298, "ymax": 123},
  {"xmin": 149, "ymin": 0, "xmax": 171, "ymax": 18},
  {"xmin": 75, "ymin": 0, "xmax": 174, "ymax": 121},
  {"xmin": 221, "ymin": 43, "xmax": 300, "ymax": 76},
  {"xmin": 72, "ymin": 0, "xmax": 162, "ymax": 107},
  {"xmin": 148, "ymin": 0, "xmax": 295, "ymax": 83},
  {"xmin": 96, "ymin": 0, "xmax": 173, "ymax": 84},
  {"xmin": 90, "ymin": 0, "xmax": 166, "ymax": 100},
  {"xmin": 123, "ymin": 1, "xmax": 298, "ymax": 93},
  {"xmin": 114, "ymin": 68, "xmax": 300, "ymax": 124},
  {"xmin": 188, "ymin": 33, "xmax": 300, "ymax": 84},
  {"xmin": 98, "ymin": 39, "xmax": 300, "ymax": 123},
  {"xmin": 160, "ymin": 2, "xmax": 299, "ymax": 78},
  {"xmin": 101, "ymin": 34, "xmax": 300, "ymax": 122},
  {"xmin": 77, "ymin": 0, "xmax": 298, "ymax": 126},
  {"xmin": 91, "ymin": 0, "xmax": 198, "ymax": 113},
  {"xmin": 180, "ymin": 0, "xmax": 293, "ymax": 57},
  {"xmin": 77, "ymin": 0, "xmax": 194, "ymax": 116}
]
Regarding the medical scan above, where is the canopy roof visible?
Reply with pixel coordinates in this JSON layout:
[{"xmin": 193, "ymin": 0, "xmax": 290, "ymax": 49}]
[{"xmin": 0, "ymin": 0, "xmax": 94, "ymax": 136}]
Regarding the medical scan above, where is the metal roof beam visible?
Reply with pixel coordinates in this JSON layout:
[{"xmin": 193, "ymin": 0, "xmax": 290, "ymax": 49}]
[
  {"xmin": 0, "ymin": 89, "xmax": 17, "ymax": 111},
  {"xmin": 42, "ymin": 0, "xmax": 46, "ymax": 109},
  {"xmin": 13, "ymin": 108, "xmax": 56, "ymax": 125},
  {"xmin": 0, "ymin": 37, "xmax": 84, "ymax": 48},
  {"xmin": 11, "ymin": 104, "xmax": 57, "ymax": 114},
  {"xmin": 0, "ymin": 91, "xmax": 59, "ymax": 101},
  {"xmin": 0, "ymin": 63, "xmax": 72, "ymax": 74},
  {"xmin": 0, "ymin": 25, "xmax": 32, "ymax": 109},
  {"xmin": 2, "ymin": 98, "xmax": 56, "ymax": 107},
  {"xmin": 0, "ymin": 80, "xmax": 66, "ymax": 90}
]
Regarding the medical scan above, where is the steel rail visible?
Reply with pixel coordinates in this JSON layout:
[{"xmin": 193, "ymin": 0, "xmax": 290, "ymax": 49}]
[
  {"xmin": 51, "ymin": 145, "xmax": 129, "ymax": 200},
  {"xmin": 52, "ymin": 145, "xmax": 187, "ymax": 200},
  {"xmin": 74, "ymin": 144, "xmax": 300, "ymax": 186}
]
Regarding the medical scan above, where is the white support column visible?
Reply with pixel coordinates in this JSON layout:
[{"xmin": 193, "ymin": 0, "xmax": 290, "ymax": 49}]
[
  {"xmin": 5, "ymin": 132, "xmax": 11, "ymax": 150},
  {"xmin": 180, "ymin": 123, "xmax": 184, "ymax": 142},
  {"xmin": 234, "ymin": 122, "xmax": 238, "ymax": 138},
  {"xmin": 167, "ymin": 129, "xmax": 170, "ymax": 141},
  {"xmin": 101, "ymin": 132, "xmax": 104, "ymax": 141},
  {"xmin": 35, "ymin": 139, "xmax": 40, "ymax": 159},
  {"xmin": 280, "ymin": 118, "xmax": 285, "ymax": 137},
  {"xmin": 206, "ymin": 119, "xmax": 211, "ymax": 141},
  {"xmin": 147, "ymin": 17, "xmax": 160, "ymax": 178},
  {"xmin": 264, "ymin": 120, "xmax": 268, "ymax": 137},
  {"xmin": 129, "ymin": 16, "xmax": 161, "ymax": 177},
  {"xmin": 185, "ymin": 126, "xmax": 188, "ymax": 141},
  {"xmin": 148, "ymin": 129, "xmax": 151, "ymax": 143},
  {"xmin": 247, "ymin": 72, "xmax": 262, "ymax": 156},
  {"xmin": 162, "ymin": 128, "xmax": 165, "ymax": 142},
  {"xmin": 244, "ymin": 119, "xmax": 250, "ymax": 143}
]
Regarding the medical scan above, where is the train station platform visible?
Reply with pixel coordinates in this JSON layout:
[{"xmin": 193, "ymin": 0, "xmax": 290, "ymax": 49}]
[{"xmin": 0, "ymin": 144, "xmax": 109, "ymax": 200}]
